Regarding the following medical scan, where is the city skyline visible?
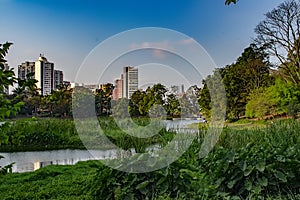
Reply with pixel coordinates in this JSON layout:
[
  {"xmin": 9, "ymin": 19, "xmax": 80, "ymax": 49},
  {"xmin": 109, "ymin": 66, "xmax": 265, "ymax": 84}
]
[
  {"xmin": 1, "ymin": 0, "xmax": 285, "ymax": 88},
  {"xmin": 15, "ymin": 53, "xmax": 189, "ymax": 95}
]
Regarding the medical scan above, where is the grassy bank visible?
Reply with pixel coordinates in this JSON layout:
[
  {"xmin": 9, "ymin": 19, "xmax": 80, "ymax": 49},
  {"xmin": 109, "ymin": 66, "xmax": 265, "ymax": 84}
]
[
  {"xmin": 0, "ymin": 119, "xmax": 299, "ymax": 199},
  {"xmin": 0, "ymin": 117, "xmax": 175, "ymax": 152},
  {"xmin": 0, "ymin": 118, "xmax": 85, "ymax": 152}
]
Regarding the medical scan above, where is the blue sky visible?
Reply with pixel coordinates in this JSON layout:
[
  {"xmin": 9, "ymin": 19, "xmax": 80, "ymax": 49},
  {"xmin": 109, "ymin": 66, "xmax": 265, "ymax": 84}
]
[{"xmin": 1, "ymin": 0, "xmax": 285, "ymax": 88}]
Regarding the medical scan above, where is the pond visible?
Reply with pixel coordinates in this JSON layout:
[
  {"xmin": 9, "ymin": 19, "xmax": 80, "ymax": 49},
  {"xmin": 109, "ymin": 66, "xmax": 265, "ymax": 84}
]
[
  {"xmin": 0, "ymin": 119, "xmax": 204, "ymax": 173},
  {"xmin": 0, "ymin": 149, "xmax": 118, "ymax": 173}
]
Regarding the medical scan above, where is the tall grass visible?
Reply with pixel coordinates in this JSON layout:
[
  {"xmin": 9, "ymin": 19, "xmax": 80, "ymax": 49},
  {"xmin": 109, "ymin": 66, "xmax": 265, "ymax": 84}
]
[
  {"xmin": 0, "ymin": 117, "xmax": 176, "ymax": 152},
  {"xmin": 0, "ymin": 118, "xmax": 84, "ymax": 151},
  {"xmin": 198, "ymin": 119, "xmax": 300, "ymax": 199},
  {"xmin": 0, "ymin": 119, "xmax": 299, "ymax": 199}
]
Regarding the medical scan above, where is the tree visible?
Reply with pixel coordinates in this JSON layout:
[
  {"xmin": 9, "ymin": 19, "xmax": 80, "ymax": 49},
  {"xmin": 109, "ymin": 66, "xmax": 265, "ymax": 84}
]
[
  {"xmin": 0, "ymin": 42, "xmax": 23, "ymax": 120},
  {"xmin": 267, "ymin": 78, "xmax": 300, "ymax": 115},
  {"xmin": 236, "ymin": 44, "xmax": 273, "ymax": 90},
  {"xmin": 287, "ymin": 98, "xmax": 300, "ymax": 118},
  {"xmin": 46, "ymin": 84, "xmax": 73, "ymax": 117},
  {"xmin": 225, "ymin": 0, "xmax": 238, "ymax": 5},
  {"xmin": 198, "ymin": 81, "xmax": 212, "ymax": 118},
  {"xmin": 179, "ymin": 85, "xmax": 201, "ymax": 118},
  {"xmin": 112, "ymin": 98, "xmax": 130, "ymax": 119},
  {"xmin": 150, "ymin": 83, "xmax": 167, "ymax": 105},
  {"xmin": 127, "ymin": 84, "xmax": 168, "ymax": 118},
  {"xmin": 0, "ymin": 42, "xmax": 23, "ymax": 175},
  {"xmin": 245, "ymin": 88, "xmax": 273, "ymax": 119},
  {"xmin": 72, "ymin": 86, "xmax": 95, "ymax": 119},
  {"xmin": 255, "ymin": 0, "xmax": 300, "ymax": 85},
  {"xmin": 13, "ymin": 72, "xmax": 40, "ymax": 116},
  {"xmin": 129, "ymin": 90, "xmax": 146, "ymax": 117},
  {"xmin": 224, "ymin": 45, "xmax": 272, "ymax": 119},
  {"xmin": 95, "ymin": 83, "xmax": 114, "ymax": 116},
  {"xmin": 199, "ymin": 44, "xmax": 272, "ymax": 120},
  {"xmin": 165, "ymin": 93, "xmax": 181, "ymax": 118}
]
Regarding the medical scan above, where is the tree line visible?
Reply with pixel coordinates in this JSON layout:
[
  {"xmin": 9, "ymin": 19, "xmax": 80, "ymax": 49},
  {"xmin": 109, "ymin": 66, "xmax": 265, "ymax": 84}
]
[
  {"xmin": 200, "ymin": 0, "xmax": 300, "ymax": 121},
  {"xmin": 1, "ymin": 0, "xmax": 300, "ymax": 121}
]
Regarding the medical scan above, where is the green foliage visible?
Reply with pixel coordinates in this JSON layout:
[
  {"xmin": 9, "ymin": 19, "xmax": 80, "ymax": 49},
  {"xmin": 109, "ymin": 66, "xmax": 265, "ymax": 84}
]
[
  {"xmin": 245, "ymin": 78, "xmax": 300, "ymax": 119},
  {"xmin": 246, "ymin": 88, "xmax": 272, "ymax": 119},
  {"xmin": 200, "ymin": 44, "xmax": 272, "ymax": 121},
  {"xmin": 268, "ymin": 79, "xmax": 300, "ymax": 115},
  {"xmin": 129, "ymin": 90, "xmax": 147, "ymax": 117},
  {"xmin": 0, "ymin": 117, "xmax": 176, "ymax": 153},
  {"xmin": 95, "ymin": 83, "xmax": 114, "ymax": 116},
  {"xmin": 72, "ymin": 86, "xmax": 95, "ymax": 118},
  {"xmin": 0, "ymin": 161, "xmax": 99, "ymax": 199},
  {"xmin": 128, "ymin": 83, "xmax": 168, "ymax": 118},
  {"xmin": 207, "ymin": 120, "xmax": 300, "ymax": 199},
  {"xmin": 86, "ymin": 154, "xmax": 212, "ymax": 199},
  {"xmin": 198, "ymin": 81, "xmax": 211, "ymax": 118},
  {"xmin": 0, "ymin": 120, "xmax": 299, "ymax": 199},
  {"xmin": 225, "ymin": 0, "xmax": 238, "ymax": 5},
  {"xmin": 0, "ymin": 42, "xmax": 26, "ymax": 175},
  {"xmin": 165, "ymin": 93, "xmax": 181, "ymax": 118},
  {"xmin": 45, "ymin": 84, "xmax": 73, "ymax": 117},
  {"xmin": 223, "ymin": 44, "xmax": 272, "ymax": 120},
  {"xmin": 112, "ymin": 98, "xmax": 130, "ymax": 118},
  {"xmin": 0, "ymin": 42, "xmax": 24, "ymax": 120},
  {"xmin": 99, "ymin": 117, "xmax": 175, "ymax": 153},
  {"xmin": 114, "ymin": 83, "xmax": 201, "ymax": 119},
  {"xmin": 287, "ymin": 99, "xmax": 300, "ymax": 119},
  {"xmin": 0, "ymin": 118, "xmax": 84, "ymax": 151}
]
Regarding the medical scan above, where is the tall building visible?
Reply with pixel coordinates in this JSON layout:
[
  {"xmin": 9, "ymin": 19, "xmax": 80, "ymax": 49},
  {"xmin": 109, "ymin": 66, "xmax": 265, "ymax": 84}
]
[
  {"xmin": 113, "ymin": 78, "xmax": 123, "ymax": 100},
  {"xmin": 18, "ymin": 61, "xmax": 35, "ymax": 80},
  {"xmin": 54, "ymin": 70, "xmax": 63, "ymax": 89},
  {"xmin": 18, "ymin": 55, "xmax": 65, "ymax": 95},
  {"xmin": 35, "ymin": 54, "xmax": 54, "ymax": 95},
  {"xmin": 122, "ymin": 66, "xmax": 138, "ymax": 98}
]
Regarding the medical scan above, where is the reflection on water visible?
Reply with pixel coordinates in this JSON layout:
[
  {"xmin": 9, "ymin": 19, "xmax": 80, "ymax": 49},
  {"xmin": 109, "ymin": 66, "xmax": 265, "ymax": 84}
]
[
  {"xmin": 0, "ymin": 119, "xmax": 204, "ymax": 173},
  {"xmin": 0, "ymin": 149, "xmax": 118, "ymax": 173}
]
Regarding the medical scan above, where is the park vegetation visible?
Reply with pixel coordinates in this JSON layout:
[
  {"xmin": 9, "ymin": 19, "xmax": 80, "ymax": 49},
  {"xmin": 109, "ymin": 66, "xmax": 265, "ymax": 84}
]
[
  {"xmin": 0, "ymin": 119, "xmax": 299, "ymax": 199},
  {"xmin": 0, "ymin": 0, "xmax": 300, "ymax": 199}
]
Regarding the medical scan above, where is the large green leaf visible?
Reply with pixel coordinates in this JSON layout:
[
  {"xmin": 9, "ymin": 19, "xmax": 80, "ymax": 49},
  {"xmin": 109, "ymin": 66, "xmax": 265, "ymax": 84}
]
[
  {"xmin": 274, "ymin": 170, "xmax": 287, "ymax": 183},
  {"xmin": 255, "ymin": 159, "xmax": 266, "ymax": 172},
  {"xmin": 136, "ymin": 180, "xmax": 151, "ymax": 190}
]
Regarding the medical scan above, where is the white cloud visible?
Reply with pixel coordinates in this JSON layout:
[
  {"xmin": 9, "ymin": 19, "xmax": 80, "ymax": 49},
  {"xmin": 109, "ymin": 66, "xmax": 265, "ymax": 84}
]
[
  {"xmin": 128, "ymin": 38, "xmax": 197, "ymax": 60},
  {"xmin": 129, "ymin": 41, "xmax": 174, "ymax": 59},
  {"xmin": 178, "ymin": 38, "xmax": 197, "ymax": 45},
  {"xmin": 130, "ymin": 40, "xmax": 174, "ymax": 50}
]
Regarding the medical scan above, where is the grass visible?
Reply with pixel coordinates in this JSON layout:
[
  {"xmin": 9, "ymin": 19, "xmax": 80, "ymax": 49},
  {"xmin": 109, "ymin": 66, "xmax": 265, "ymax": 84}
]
[
  {"xmin": 0, "ymin": 118, "xmax": 85, "ymax": 152},
  {"xmin": 225, "ymin": 118, "xmax": 268, "ymax": 129},
  {"xmin": 0, "ymin": 118, "xmax": 299, "ymax": 199},
  {"xmin": 0, "ymin": 117, "xmax": 176, "ymax": 152},
  {"xmin": 189, "ymin": 118, "xmax": 273, "ymax": 130},
  {"xmin": 0, "ymin": 160, "xmax": 100, "ymax": 199}
]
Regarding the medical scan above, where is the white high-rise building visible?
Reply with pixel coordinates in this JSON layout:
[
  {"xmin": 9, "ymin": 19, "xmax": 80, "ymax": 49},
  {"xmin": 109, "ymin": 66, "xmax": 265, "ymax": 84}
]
[
  {"xmin": 35, "ymin": 54, "xmax": 54, "ymax": 95},
  {"xmin": 122, "ymin": 66, "xmax": 138, "ymax": 98},
  {"xmin": 18, "ymin": 55, "xmax": 65, "ymax": 95}
]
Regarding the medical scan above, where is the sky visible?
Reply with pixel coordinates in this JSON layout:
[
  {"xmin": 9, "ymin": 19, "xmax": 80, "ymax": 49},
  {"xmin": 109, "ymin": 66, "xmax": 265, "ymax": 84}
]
[{"xmin": 1, "ymin": 0, "xmax": 285, "ymax": 89}]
